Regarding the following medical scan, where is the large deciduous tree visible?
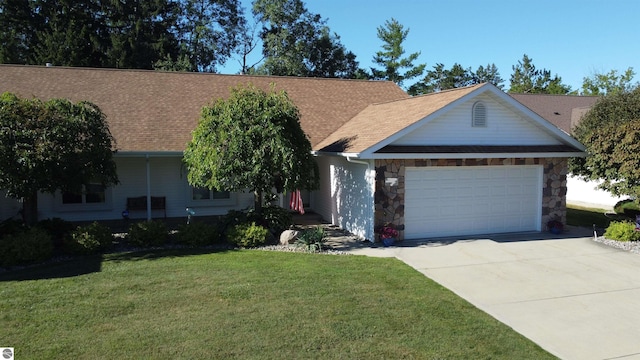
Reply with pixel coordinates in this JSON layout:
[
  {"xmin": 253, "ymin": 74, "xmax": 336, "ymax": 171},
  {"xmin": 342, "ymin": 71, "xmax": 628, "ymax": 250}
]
[
  {"xmin": 0, "ymin": 92, "xmax": 119, "ymax": 224},
  {"xmin": 371, "ymin": 18, "xmax": 425, "ymax": 88},
  {"xmin": 252, "ymin": 0, "xmax": 361, "ymax": 78},
  {"xmin": 570, "ymin": 87, "xmax": 640, "ymax": 199},
  {"xmin": 581, "ymin": 67, "xmax": 637, "ymax": 96},
  {"xmin": 183, "ymin": 84, "xmax": 319, "ymax": 214},
  {"xmin": 175, "ymin": 0, "xmax": 245, "ymax": 72},
  {"xmin": 509, "ymin": 54, "xmax": 571, "ymax": 94}
]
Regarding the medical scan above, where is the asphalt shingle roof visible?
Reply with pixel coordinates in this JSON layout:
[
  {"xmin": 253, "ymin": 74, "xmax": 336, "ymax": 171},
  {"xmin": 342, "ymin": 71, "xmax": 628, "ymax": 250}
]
[
  {"xmin": 0, "ymin": 65, "xmax": 408, "ymax": 152},
  {"xmin": 510, "ymin": 93, "xmax": 598, "ymax": 133}
]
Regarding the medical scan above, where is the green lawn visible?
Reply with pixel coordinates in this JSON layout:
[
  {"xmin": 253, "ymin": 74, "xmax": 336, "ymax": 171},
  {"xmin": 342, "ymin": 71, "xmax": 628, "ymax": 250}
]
[
  {"xmin": 566, "ymin": 204, "xmax": 613, "ymax": 229},
  {"xmin": 0, "ymin": 249, "xmax": 554, "ymax": 359}
]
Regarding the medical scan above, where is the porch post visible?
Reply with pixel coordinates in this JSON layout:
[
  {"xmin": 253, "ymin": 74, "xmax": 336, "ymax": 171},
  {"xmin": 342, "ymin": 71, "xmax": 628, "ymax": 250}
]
[{"xmin": 146, "ymin": 154, "xmax": 151, "ymax": 221}]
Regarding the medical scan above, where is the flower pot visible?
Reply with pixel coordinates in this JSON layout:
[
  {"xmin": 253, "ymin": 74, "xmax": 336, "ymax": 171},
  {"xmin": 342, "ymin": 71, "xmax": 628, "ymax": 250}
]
[{"xmin": 382, "ymin": 238, "xmax": 395, "ymax": 247}]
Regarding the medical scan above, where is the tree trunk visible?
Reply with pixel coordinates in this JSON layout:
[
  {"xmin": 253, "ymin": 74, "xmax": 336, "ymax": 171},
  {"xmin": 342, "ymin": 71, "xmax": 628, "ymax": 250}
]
[
  {"xmin": 22, "ymin": 192, "xmax": 38, "ymax": 225},
  {"xmin": 254, "ymin": 189, "xmax": 263, "ymax": 216}
]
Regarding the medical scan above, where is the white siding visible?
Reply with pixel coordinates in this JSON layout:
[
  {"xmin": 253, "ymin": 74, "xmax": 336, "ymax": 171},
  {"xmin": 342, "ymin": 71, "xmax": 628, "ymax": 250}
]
[
  {"xmin": 393, "ymin": 94, "xmax": 562, "ymax": 146},
  {"xmin": 566, "ymin": 175, "xmax": 625, "ymax": 210},
  {"xmin": 1, "ymin": 191, "xmax": 22, "ymax": 221},
  {"xmin": 35, "ymin": 156, "xmax": 254, "ymax": 222},
  {"xmin": 313, "ymin": 155, "xmax": 375, "ymax": 240}
]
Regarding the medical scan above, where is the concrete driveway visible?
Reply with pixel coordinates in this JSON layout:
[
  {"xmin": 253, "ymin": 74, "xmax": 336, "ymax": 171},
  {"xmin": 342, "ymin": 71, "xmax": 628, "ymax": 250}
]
[{"xmin": 350, "ymin": 228, "xmax": 640, "ymax": 360}]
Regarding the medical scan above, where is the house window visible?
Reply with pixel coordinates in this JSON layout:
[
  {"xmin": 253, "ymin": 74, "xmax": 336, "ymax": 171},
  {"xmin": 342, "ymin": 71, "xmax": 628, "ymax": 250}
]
[
  {"xmin": 472, "ymin": 101, "xmax": 487, "ymax": 127},
  {"xmin": 192, "ymin": 186, "xmax": 230, "ymax": 201},
  {"xmin": 62, "ymin": 183, "xmax": 106, "ymax": 204}
]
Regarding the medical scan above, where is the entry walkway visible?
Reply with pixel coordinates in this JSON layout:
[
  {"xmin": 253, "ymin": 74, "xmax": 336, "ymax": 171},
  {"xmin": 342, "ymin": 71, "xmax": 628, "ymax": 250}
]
[{"xmin": 344, "ymin": 228, "xmax": 640, "ymax": 360}]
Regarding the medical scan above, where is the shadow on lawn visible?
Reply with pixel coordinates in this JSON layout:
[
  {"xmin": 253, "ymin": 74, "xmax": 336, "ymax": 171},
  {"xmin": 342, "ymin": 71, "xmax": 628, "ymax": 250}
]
[
  {"xmin": 0, "ymin": 247, "xmax": 237, "ymax": 282},
  {"xmin": 0, "ymin": 255, "xmax": 103, "ymax": 282}
]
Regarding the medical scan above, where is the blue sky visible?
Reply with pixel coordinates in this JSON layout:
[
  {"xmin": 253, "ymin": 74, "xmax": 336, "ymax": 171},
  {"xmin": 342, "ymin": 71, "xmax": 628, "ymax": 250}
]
[{"xmin": 223, "ymin": 0, "xmax": 640, "ymax": 92}]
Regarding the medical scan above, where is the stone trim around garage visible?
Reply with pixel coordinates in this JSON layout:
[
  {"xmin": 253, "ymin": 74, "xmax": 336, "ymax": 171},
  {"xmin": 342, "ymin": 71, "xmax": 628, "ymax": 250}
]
[{"xmin": 374, "ymin": 158, "xmax": 568, "ymax": 241}]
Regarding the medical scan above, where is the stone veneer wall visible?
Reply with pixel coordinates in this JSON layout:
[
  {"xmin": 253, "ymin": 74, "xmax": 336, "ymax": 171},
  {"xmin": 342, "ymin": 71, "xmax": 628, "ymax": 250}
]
[{"xmin": 374, "ymin": 158, "xmax": 568, "ymax": 241}]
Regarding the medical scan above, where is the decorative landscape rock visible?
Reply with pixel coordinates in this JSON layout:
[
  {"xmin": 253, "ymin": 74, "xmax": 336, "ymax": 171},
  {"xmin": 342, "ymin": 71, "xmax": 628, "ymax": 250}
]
[{"xmin": 279, "ymin": 230, "xmax": 300, "ymax": 245}]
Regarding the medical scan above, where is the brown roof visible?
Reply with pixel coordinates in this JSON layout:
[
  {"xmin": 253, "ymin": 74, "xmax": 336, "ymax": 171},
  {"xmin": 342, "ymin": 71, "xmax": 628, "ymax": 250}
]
[
  {"xmin": 315, "ymin": 84, "xmax": 484, "ymax": 153},
  {"xmin": 0, "ymin": 65, "xmax": 408, "ymax": 152},
  {"xmin": 510, "ymin": 93, "xmax": 598, "ymax": 133}
]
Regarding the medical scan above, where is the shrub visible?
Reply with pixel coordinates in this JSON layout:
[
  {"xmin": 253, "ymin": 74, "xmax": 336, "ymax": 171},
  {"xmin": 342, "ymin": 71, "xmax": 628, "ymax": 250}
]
[
  {"xmin": 0, "ymin": 227, "xmax": 53, "ymax": 267},
  {"xmin": 295, "ymin": 226, "xmax": 326, "ymax": 252},
  {"xmin": 227, "ymin": 222, "xmax": 268, "ymax": 248},
  {"xmin": 614, "ymin": 199, "xmax": 640, "ymax": 218},
  {"xmin": 217, "ymin": 210, "xmax": 249, "ymax": 237},
  {"xmin": 249, "ymin": 205, "xmax": 292, "ymax": 236},
  {"xmin": 604, "ymin": 221, "xmax": 640, "ymax": 242},
  {"xmin": 0, "ymin": 219, "xmax": 27, "ymax": 238},
  {"xmin": 176, "ymin": 222, "xmax": 220, "ymax": 247},
  {"xmin": 37, "ymin": 217, "xmax": 76, "ymax": 249},
  {"xmin": 128, "ymin": 221, "xmax": 168, "ymax": 247},
  {"xmin": 64, "ymin": 222, "xmax": 113, "ymax": 255}
]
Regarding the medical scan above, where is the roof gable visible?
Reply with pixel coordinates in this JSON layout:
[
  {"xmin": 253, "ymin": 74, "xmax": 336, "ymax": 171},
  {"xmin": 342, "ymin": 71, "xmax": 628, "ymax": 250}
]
[
  {"xmin": 316, "ymin": 83, "xmax": 586, "ymax": 157},
  {"xmin": 315, "ymin": 84, "xmax": 482, "ymax": 153},
  {"xmin": 0, "ymin": 65, "xmax": 408, "ymax": 152}
]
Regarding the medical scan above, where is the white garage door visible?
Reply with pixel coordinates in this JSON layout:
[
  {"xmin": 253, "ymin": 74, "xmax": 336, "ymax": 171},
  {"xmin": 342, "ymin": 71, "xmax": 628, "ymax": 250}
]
[{"xmin": 404, "ymin": 166, "xmax": 542, "ymax": 239}]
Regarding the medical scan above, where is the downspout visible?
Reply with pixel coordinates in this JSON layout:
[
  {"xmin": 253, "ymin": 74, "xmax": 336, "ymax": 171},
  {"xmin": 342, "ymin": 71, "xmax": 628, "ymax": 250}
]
[
  {"xmin": 146, "ymin": 154, "xmax": 151, "ymax": 221},
  {"xmin": 346, "ymin": 156, "xmax": 375, "ymax": 242}
]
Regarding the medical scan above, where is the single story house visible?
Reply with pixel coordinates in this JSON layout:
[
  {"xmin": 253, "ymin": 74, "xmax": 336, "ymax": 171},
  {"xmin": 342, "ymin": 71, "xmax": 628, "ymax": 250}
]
[
  {"xmin": 1, "ymin": 65, "xmax": 585, "ymax": 241},
  {"xmin": 510, "ymin": 93, "xmax": 624, "ymax": 210}
]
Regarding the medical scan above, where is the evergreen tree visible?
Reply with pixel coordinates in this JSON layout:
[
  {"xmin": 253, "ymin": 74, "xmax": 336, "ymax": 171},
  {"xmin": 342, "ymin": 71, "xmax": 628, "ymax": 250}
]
[
  {"xmin": 371, "ymin": 18, "xmax": 425, "ymax": 88},
  {"xmin": 509, "ymin": 54, "xmax": 571, "ymax": 94}
]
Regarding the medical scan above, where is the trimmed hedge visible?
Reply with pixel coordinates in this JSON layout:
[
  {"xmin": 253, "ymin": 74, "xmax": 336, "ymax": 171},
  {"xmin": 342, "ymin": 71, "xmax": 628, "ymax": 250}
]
[
  {"xmin": 64, "ymin": 222, "xmax": 114, "ymax": 255},
  {"xmin": 128, "ymin": 221, "xmax": 168, "ymax": 247},
  {"xmin": 0, "ymin": 227, "xmax": 53, "ymax": 267},
  {"xmin": 226, "ymin": 222, "xmax": 268, "ymax": 248}
]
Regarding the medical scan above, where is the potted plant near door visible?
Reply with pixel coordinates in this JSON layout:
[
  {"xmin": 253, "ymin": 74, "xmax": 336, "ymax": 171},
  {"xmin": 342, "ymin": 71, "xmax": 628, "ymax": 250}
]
[{"xmin": 376, "ymin": 223, "xmax": 399, "ymax": 247}]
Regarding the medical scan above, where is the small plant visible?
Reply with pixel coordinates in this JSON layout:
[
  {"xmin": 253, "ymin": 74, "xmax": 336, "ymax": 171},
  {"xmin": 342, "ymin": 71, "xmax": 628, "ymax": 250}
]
[
  {"xmin": 177, "ymin": 222, "xmax": 220, "ymax": 246},
  {"xmin": 0, "ymin": 227, "xmax": 53, "ymax": 267},
  {"xmin": 226, "ymin": 222, "xmax": 268, "ymax": 248},
  {"xmin": 127, "ymin": 221, "xmax": 168, "ymax": 247},
  {"xmin": 295, "ymin": 226, "xmax": 326, "ymax": 252},
  {"xmin": 376, "ymin": 223, "xmax": 398, "ymax": 239},
  {"xmin": 64, "ymin": 222, "xmax": 113, "ymax": 255},
  {"xmin": 604, "ymin": 221, "xmax": 640, "ymax": 242}
]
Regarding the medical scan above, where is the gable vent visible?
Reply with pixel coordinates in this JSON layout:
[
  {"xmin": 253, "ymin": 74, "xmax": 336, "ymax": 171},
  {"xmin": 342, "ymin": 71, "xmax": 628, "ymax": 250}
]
[{"xmin": 472, "ymin": 101, "xmax": 487, "ymax": 127}]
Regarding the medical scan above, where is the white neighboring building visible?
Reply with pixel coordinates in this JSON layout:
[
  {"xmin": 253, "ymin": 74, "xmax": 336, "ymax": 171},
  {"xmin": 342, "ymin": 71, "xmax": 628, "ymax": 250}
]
[{"xmin": 566, "ymin": 176, "xmax": 625, "ymax": 210}]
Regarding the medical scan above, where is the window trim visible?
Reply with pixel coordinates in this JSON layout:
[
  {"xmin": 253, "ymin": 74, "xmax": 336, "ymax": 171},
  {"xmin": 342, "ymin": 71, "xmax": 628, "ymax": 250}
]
[
  {"xmin": 55, "ymin": 184, "xmax": 113, "ymax": 212},
  {"xmin": 472, "ymin": 101, "xmax": 487, "ymax": 127},
  {"xmin": 185, "ymin": 184, "xmax": 236, "ymax": 207}
]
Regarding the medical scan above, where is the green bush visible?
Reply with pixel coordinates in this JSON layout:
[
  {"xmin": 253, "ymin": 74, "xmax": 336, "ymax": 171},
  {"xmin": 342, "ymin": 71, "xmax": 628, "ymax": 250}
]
[
  {"xmin": 128, "ymin": 221, "xmax": 168, "ymax": 247},
  {"xmin": 295, "ymin": 226, "xmax": 326, "ymax": 252},
  {"xmin": 177, "ymin": 222, "xmax": 220, "ymax": 246},
  {"xmin": 217, "ymin": 210, "xmax": 249, "ymax": 237},
  {"xmin": 604, "ymin": 221, "xmax": 640, "ymax": 242},
  {"xmin": 37, "ymin": 217, "xmax": 76, "ymax": 249},
  {"xmin": 227, "ymin": 222, "xmax": 268, "ymax": 248},
  {"xmin": 614, "ymin": 199, "xmax": 640, "ymax": 218},
  {"xmin": 249, "ymin": 205, "xmax": 292, "ymax": 236},
  {"xmin": 0, "ymin": 227, "xmax": 53, "ymax": 267},
  {"xmin": 64, "ymin": 222, "xmax": 113, "ymax": 255},
  {"xmin": 0, "ymin": 219, "xmax": 27, "ymax": 237}
]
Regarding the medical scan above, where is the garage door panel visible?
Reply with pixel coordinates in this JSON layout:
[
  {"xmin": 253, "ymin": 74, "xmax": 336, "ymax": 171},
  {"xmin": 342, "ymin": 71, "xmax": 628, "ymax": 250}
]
[{"xmin": 404, "ymin": 166, "xmax": 542, "ymax": 239}]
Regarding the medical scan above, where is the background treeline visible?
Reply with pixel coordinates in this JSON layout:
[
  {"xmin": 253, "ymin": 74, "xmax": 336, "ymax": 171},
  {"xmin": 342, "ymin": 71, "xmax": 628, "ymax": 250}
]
[{"xmin": 0, "ymin": 0, "xmax": 636, "ymax": 95}]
